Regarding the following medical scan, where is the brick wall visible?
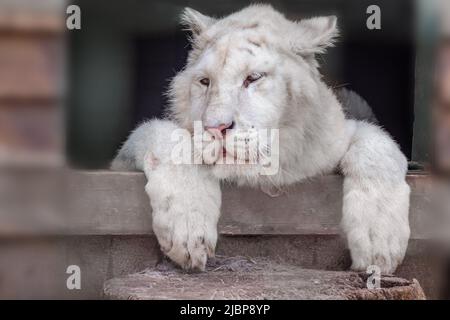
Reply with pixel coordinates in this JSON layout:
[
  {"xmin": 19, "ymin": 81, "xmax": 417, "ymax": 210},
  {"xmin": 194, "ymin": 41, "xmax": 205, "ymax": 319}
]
[{"xmin": 0, "ymin": 1, "xmax": 65, "ymax": 164}]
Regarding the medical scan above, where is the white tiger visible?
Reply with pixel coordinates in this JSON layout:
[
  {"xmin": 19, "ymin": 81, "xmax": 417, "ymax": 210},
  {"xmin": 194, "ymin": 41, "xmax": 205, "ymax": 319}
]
[{"xmin": 112, "ymin": 5, "xmax": 410, "ymax": 274}]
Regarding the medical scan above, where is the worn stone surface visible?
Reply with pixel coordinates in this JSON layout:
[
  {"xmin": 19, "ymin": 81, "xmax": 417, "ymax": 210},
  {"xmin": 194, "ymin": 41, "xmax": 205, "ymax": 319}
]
[
  {"xmin": 1, "ymin": 170, "xmax": 433, "ymax": 239},
  {"xmin": 103, "ymin": 256, "xmax": 426, "ymax": 300},
  {"xmin": 0, "ymin": 236, "xmax": 441, "ymax": 299},
  {"xmin": 0, "ymin": 171, "xmax": 441, "ymax": 299}
]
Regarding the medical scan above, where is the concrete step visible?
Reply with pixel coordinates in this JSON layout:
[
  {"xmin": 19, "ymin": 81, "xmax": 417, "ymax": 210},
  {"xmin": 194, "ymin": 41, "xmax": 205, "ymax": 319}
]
[
  {"xmin": 103, "ymin": 256, "xmax": 426, "ymax": 300},
  {"xmin": 0, "ymin": 170, "xmax": 443, "ymax": 299},
  {"xmin": 1, "ymin": 170, "xmax": 434, "ymax": 238}
]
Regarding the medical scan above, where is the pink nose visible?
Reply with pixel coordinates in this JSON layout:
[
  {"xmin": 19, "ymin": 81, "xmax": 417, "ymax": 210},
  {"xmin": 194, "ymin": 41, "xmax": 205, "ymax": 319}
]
[{"xmin": 205, "ymin": 122, "xmax": 234, "ymax": 138}]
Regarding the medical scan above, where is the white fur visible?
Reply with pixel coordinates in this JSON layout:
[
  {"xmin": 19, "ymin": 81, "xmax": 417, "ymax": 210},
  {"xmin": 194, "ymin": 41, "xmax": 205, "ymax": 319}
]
[
  {"xmin": 337, "ymin": 88, "xmax": 379, "ymax": 124},
  {"xmin": 340, "ymin": 120, "xmax": 410, "ymax": 273},
  {"xmin": 113, "ymin": 120, "xmax": 221, "ymax": 271},
  {"xmin": 112, "ymin": 5, "xmax": 410, "ymax": 273}
]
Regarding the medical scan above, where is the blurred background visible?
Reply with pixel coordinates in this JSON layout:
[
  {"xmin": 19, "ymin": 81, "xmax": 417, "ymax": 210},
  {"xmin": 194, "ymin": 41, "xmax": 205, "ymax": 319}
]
[
  {"xmin": 0, "ymin": 0, "xmax": 450, "ymax": 299},
  {"xmin": 0, "ymin": 0, "xmax": 438, "ymax": 169},
  {"xmin": 434, "ymin": 1, "xmax": 450, "ymax": 173},
  {"xmin": 0, "ymin": 0, "xmax": 65, "ymax": 166},
  {"xmin": 67, "ymin": 0, "xmax": 418, "ymax": 168}
]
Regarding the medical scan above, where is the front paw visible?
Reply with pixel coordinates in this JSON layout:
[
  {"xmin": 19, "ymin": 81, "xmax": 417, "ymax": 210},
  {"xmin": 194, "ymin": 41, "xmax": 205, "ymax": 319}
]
[
  {"xmin": 152, "ymin": 209, "xmax": 218, "ymax": 271},
  {"xmin": 344, "ymin": 220, "xmax": 410, "ymax": 274}
]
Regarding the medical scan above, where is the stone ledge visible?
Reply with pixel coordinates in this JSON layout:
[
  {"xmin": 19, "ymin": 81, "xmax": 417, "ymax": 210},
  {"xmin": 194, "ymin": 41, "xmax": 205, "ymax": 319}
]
[
  {"xmin": 103, "ymin": 256, "xmax": 427, "ymax": 300},
  {"xmin": 0, "ymin": 170, "xmax": 433, "ymax": 238}
]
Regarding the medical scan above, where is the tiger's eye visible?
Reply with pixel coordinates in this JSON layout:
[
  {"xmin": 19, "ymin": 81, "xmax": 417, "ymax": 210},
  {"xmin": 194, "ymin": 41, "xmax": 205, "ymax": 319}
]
[
  {"xmin": 244, "ymin": 72, "xmax": 264, "ymax": 88},
  {"xmin": 200, "ymin": 78, "xmax": 210, "ymax": 86}
]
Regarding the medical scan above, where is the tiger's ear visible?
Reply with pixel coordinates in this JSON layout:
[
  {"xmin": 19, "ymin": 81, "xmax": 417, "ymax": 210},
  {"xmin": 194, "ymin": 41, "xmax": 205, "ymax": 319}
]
[
  {"xmin": 290, "ymin": 16, "xmax": 339, "ymax": 55},
  {"xmin": 180, "ymin": 7, "xmax": 216, "ymax": 36}
]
